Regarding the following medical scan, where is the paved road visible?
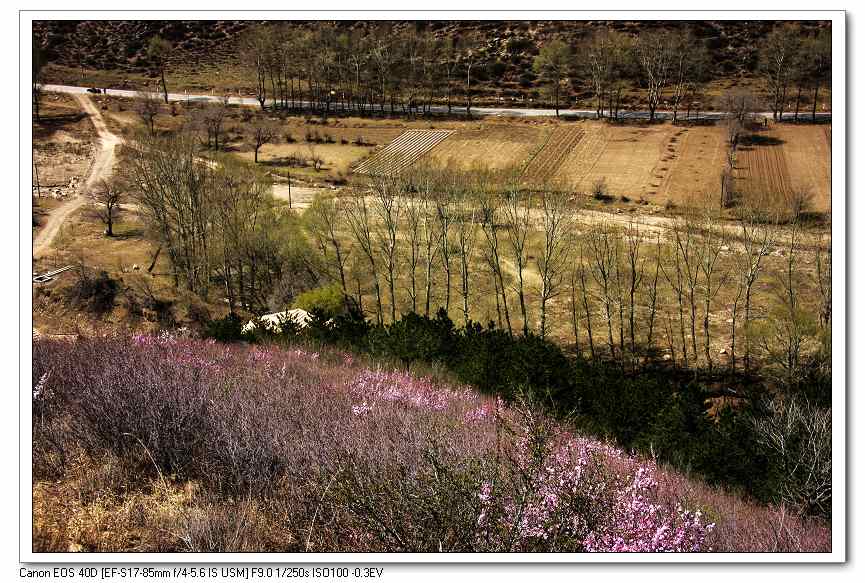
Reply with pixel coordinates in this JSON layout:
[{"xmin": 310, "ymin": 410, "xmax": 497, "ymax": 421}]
[
  {"xmin": 41, "ymin": 84, "xmax": 832, "ymax": 122},
  {"xmin": 34, "ymin": 94, "xmax": 120, "ymax": 258}
]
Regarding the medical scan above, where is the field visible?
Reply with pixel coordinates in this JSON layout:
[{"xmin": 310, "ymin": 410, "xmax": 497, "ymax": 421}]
[
  {"xmin": 425, "ymin": 123, "xmax": 549, "ymax": 171},
  {"xmin": 766, "ymin": 124, "xmax": 832, "ymax": 213},
  {"xmin": 355, "ymin": 129, "xmax": 454, "ymax": 175}
]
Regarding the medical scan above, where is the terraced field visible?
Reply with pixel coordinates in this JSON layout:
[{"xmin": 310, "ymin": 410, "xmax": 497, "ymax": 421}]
[
  {"xmin": 354, "ymin": 129, "xmax": 453, "ymax": 175},
  {"xmin": 521, "ymin": 125, "xmax": 585, "ymax": 183}
]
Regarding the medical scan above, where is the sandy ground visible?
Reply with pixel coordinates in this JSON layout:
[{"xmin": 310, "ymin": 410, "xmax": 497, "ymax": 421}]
[
  {"xmin": 34, "ymin": 95, "xmax": 121, "ymax": 259},
  {"xmin": 270, "ymin": 185, "xmax": 328, "ymax": 210}
]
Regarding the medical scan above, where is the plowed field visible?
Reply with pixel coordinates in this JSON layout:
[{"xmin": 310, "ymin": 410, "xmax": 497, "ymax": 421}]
[
  {"xmin": 354, "ymin": 129, "xmax": 453, "ymax": 175},
  {"xmin": 521, "ymin": 125, "xmax": 585, "ymax": 183},
  {"xmin": 425, "ymin": 125, "xmax": 546, "ymax": 171}
]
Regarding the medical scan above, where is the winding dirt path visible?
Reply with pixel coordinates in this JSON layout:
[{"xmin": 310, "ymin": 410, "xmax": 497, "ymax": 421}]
[{"xmin": 33, "ymin": 94, "xmax": 120, "ymax": 259}]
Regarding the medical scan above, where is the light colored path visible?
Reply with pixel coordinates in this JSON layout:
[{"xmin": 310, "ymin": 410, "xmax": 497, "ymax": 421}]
[
  {"xmin": 270, "ymin": 185, "xmax": 328, "ymax": 210},
  {"xmin": 33, "ymin": 94, "xmax": 121, "ymax": 258}
]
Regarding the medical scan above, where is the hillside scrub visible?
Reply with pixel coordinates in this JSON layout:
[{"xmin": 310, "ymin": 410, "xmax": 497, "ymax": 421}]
[
  {"xmin": 33, "ymin": 334, "xmax": 829, "ymax": 552},
  {"xmin": 33, "ymin": 333, "xmax": 830, "ymax": 552}
]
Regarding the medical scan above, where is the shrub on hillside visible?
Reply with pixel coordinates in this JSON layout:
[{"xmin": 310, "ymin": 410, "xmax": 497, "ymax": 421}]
[
  {"xmin": 31, "ymin": 335, "xmax": 830, "ymax": 552},
  {"xmin": 293, "ymin": 284, "xmax": 345, "ymax": 319},
  {"xmin": 69, "ymin": 269, "xmax": 119, "ymax": 314}
]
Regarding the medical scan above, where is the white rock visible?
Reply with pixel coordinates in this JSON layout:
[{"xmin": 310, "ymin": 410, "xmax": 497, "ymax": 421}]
[{"xmin": 243, "ymin": 308, "xmax": 313, "ymax": 335}]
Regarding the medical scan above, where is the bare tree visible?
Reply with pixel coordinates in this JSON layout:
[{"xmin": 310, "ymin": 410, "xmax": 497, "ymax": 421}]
[
  {"xmin": 404, "ymin": 186, "xmax": 424, "ymax": 314},
  {"xmin": 635, "ymin": 30, "xmax": 674, "ymax": 122},
  {"xmin": 668, "ymin": 34, "xmax": 709, "ymax": 123},
  {"xmin": 536, "ymin": 188, "xmax": 572, "ymax": 338},
  {"xmin": 577, "ymin": 241, "xmax": 596, "ymax": 360},
  {"xmin": 461, "ymin": 34, "xmax": 485, "ymax": 119},
  {"xmin": 434, "ymin": 178, "xmax": 456, "ymax": 314},
  {"xmin": 697, "ymin": 212, "xmax": 730, "ymax": 371},
  {"xmin": 758, "ymin": 221, "xmax": 814, "ymax": 385},
  {"xmin": 135, "ymin": 91, "xmax": 161, "ymax": 136},
  {"xmin": 586, "ymin": 222, "xmax": 620, "ymax": 358},
  {"xmin": 345, "ymin": 189, "xmax": 383, "ymax": 325},
  {"xmin": 454, "ymin": 188, "xmax": 481, "ymax": 325},
  {"xmin": 240, "ymin": 26, "xmax": 272, "ymax": 109},
  {"xmin": 503, "ymin": 183, "xmax": 533, "ymax": 336},
  {"xmin": 644, "ymin": 232, "xmax": 663, "ymax": 351},
  {"xmin": 193, "ymin": 97, "xmax": 230, "ymax": 151},
  {"xmin": 736, "ymin": 216, "xmax": 775, "ymax": 371},
  {"xmin": 305, "ymin": 193, "xmax": 350, "ymax": 302},
  {"xmin": 370, "ymin": 174, "xmax": 403, "ymax": 322},
  {"xmin": 88, "ymin": 179, "xmax": 124, "ymax": 237},
  {"xmin": 760, "ymin": 23, "xmax": 801, "ymax": 122},
  {"xmin": 250, "ymin": 118, "xmax": 279, "ymax": 163},
  {"xmin": 479, "ymin": 186, "xmax": 513, "ymax": 334},
  {"xmin": 754, "ymin": 396, "xmax": 832, "ymax": 516},
  {"xmin": 815, "ymin": 234, "xmax": 832, "ymax": 331},
  {"xmin": 533, "ymin": 39, "xmax": 572, "ymax": 117}
]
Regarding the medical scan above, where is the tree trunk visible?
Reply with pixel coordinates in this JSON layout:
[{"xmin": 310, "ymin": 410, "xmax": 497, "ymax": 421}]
[
  {"xmin": 161, "ymin": 69, "xmax": 168, "ymax": 104},
  {"xmin": 812, "ymin": 82, "xmax": 820, "ymax": 122}
]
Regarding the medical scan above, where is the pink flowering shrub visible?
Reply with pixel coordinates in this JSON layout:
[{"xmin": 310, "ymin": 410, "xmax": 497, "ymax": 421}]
[{"xmin": 32, "ymin": 334, "xmax": 830, "ymax": 553}]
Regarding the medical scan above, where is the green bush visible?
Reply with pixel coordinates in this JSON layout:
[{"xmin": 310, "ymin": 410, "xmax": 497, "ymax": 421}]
[
  {"xmin": 293, "ymin": 284, "xmax": 345, "ymax": 319},
  {"xmin": 202, "ymin": 313, "xmax": 244, "ymax": 343}
]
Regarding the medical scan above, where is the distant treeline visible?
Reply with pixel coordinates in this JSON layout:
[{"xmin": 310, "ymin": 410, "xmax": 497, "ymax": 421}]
[{"xmin": 231, "ymin": 21, "xmax": 830, "ymax": 120}]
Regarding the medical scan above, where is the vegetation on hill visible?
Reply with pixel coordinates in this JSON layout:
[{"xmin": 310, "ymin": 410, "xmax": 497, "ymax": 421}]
[
  {"xmin": 34, "ymin": 20, "xmax": 831, "ymax": 115},
  {"xmin": 32, "ymin": 334, "xmax": 829, "ymax": 552}
]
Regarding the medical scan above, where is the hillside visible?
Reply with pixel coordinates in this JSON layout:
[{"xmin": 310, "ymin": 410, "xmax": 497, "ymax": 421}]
[
  {"xmin": 34, "ymin": 20, "xmax": 830, "ymax": 100},
  {"xmin": 32, "ymin": 333, "xmax": 830, "ymax": 552}
]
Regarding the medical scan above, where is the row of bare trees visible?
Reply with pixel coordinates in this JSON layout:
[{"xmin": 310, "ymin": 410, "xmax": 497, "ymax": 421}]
[
  {"xmin": 234, "ymin": 22, "xmax": 829, "ymax": 122},
  {"xmin": 240, "ymin": 23, "xmax": 487, "ymax": 118},
  {"xmin": 306, "ymin": 167, "xmax": 830, "ymax": 376},
  {"xmin": 760, "ymin": 24, "xmax": 832, "ymax": 122}
]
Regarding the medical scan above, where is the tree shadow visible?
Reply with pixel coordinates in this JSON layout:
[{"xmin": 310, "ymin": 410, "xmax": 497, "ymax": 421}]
[
  {"xmin": 33, "ymin": 112, "xmax": 89, "ymax": 139},
  {"xmin": 738, "ymin": 133, "xmax": 786, "ymax": 150}
]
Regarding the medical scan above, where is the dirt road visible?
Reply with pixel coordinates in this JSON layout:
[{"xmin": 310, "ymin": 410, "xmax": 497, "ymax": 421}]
[{"xmin": 33, "ymin": 94, "xmax": 120, "ymax": 259}]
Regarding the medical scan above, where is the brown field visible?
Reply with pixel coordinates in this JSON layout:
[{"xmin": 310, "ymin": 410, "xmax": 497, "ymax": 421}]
[
  {"xmin": 236, "ymin": 142, "xmax": 377, "ymax": 178},
  {"xmin": 653, "ymin": 125, "xmax": 728, "ymax": 204},
  {"xmin": 522, "ymin": 125, "xmax": 585, "ymax": 183},
  {"xmin": 33, "ymin": 93, "xmax": 96, "ymax": 196},
  {"xmin": 771, "ymin": 124, "xmax": 832, "ymax": 212},
  {"xmin": 732, "ymin": 123, "xmax": 831, "ymax": 214},
  {"xmin": 554, "ymin": 122, "xmax": 676, "ymax": 200},
  {"xmin": 355, "ymin": 129, "xmax": 454, "ymax": 175},
  {"xmin": 426, "ymin": 124, "xmax": 548, "ymax": 171}
]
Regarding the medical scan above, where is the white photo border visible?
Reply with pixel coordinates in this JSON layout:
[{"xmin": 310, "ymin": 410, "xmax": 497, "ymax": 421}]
[{"xmin": 19, "ymin": 8, "xmax": 847, "ymax": 564}]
